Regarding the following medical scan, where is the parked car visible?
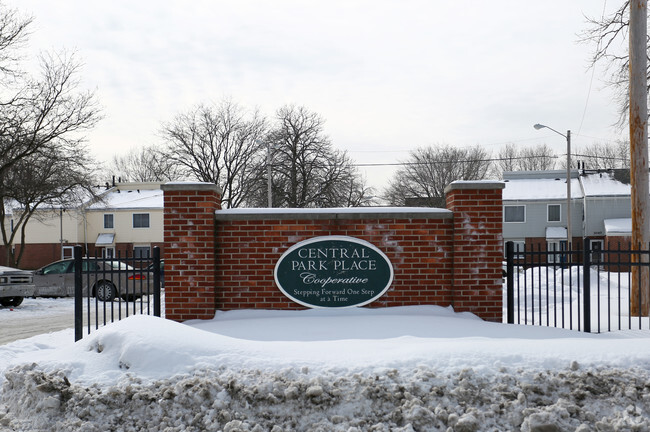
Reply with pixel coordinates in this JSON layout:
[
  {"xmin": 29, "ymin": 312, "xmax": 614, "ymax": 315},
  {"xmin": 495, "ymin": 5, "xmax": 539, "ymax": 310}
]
[
  {"xmin": 146, "ymin": 259, "xmax": 164, "ymax": 287},
  {"xmin": 0, "ymin": 265, "xmax": 35, "ymax": 307},
  {"xmin": 32, "ymin": 258, "xmax": 152, "ymax": 302}
]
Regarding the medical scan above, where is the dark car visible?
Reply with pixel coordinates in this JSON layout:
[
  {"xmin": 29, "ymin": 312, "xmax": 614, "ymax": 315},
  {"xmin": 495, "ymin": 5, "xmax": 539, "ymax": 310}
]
[{"xmin": 33, "ymin": 258, "xmax": 152, "ymax": 301}]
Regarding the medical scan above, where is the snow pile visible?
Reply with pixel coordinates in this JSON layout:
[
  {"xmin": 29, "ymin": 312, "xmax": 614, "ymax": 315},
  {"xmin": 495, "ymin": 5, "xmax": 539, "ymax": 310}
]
[
  {"xmin": 1, "ymin": 306, "xmax": 650, "ymax": 431},
  {"xmin": 2, "ymin": 362, "xmax": 650, "ymax": 431}
]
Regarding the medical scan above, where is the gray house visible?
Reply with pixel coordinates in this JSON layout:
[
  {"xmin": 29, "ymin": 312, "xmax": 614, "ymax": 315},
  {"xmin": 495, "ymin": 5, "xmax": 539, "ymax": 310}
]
[{"xmin": 502, "ymin": 169, "xmax": 633, "ymax": 258}]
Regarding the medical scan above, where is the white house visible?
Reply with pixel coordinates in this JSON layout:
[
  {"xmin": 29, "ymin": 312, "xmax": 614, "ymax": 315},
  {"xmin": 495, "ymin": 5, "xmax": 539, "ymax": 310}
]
[
  {"xmin": 502, "ymin": 169, "xmax": 634, "ymax": 258},
  {"xmin": 1, "ymin": 182, "xmax": 164, "ymax": 269}
]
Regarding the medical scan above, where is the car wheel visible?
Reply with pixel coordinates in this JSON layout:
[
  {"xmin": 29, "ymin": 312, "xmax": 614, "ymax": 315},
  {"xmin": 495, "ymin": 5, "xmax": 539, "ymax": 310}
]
[
  {"xmin": 0, "ymin": 297, "xmax": 23, "ymax": 307},
  {"xmin": 95, "ymin": 281, "xmax": 117, "ymax": 302}
]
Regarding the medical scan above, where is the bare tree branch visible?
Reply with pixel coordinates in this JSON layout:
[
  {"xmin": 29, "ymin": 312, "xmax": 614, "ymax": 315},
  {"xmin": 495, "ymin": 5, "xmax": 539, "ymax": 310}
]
[
  {"xmin": 160, "ymin": 100, "xmax": 267, "ymax": 208},
  {"xmin": 260, "ymin": 105, "xmax": 374, "ymax": 208},
  {"xmin": 580, "ymin": 1, "xmax": 641, "ymax": 126},
  {"xmin": 109, "ymin": 145, "xmax": 184, "ymax": 182},
  {"xmin": 384, "ymin": 145, "xmax": 492, "ymax": 207},
  {"xmin": 0, "ymin": 18, "xmax": 102, "ymax": 266},
  {"xmin": 0, "ymin": 2, "xmax": 33, "ymax": 79}
]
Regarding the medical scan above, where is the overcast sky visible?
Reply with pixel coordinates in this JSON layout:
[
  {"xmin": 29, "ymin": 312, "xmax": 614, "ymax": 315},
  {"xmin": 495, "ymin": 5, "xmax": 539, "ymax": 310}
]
[{"xmin": 6, "ymin": 0, "xmax": 626, "ymax": 190}]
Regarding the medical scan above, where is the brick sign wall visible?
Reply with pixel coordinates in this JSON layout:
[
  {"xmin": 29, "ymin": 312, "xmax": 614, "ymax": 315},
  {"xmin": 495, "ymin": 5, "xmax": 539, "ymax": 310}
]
[{"xmin": 162, "ymin": 181, "xmax": 504, "ymax": 322}]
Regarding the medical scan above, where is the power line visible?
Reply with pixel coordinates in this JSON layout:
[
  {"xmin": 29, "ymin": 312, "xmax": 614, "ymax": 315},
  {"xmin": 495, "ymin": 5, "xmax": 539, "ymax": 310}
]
[
  {"xmin": 353, "ymin": 155, "xmax": 559, "ymax": 168},
  {"xmin": 353, "ymin": 152, "xmax": 629, "ymax": 168}
]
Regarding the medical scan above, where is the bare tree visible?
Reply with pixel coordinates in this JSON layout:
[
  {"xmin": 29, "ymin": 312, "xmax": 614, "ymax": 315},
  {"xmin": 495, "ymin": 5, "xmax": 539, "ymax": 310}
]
[
  {"xmin": 575, "ymin": 140, "xmax": 630, "ymax": 170},
  {"xmin": 109, "ymin": 145, "xmax": 183, "ymax": 182},
  {"xmin": 261, "ymin": 105, "xmax": 373, "ymax": 208},
  {"xmin": 384, "ymin": 145, "xmax": 492, "ymax": 207},
  {"xmin": 0, "ymin": 4, "xmax": 32, "ymax": 79},
  {"xmin": 0, "ymin": 7, "xmax": 102, "ymax": 267},
  {"xmin": 495, "ymin": 143, "xmax": 557, "ymax": 176},
  {"xmin": 581, "ymin": 1, "xmax": 634, "ymax": 125},
  {"xmin": 1, "ymin": 51, "xmax": 100, "ymax": 181},
  {"xmin": 160, "ymin": 100, "xmax": 266, "ymax": 208},
  {"xmin": 1, "ymin": 147, "xmax": 96, "ymax": 267}
]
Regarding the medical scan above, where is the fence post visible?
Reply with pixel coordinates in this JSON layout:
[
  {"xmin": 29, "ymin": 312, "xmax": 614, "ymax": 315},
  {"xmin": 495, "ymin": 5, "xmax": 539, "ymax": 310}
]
[
  {"xmin": 74, "ymin": 245, "xmax": 83, "ymax": 342},
  {"xmin": 153, "ymin": 246, "xmax": 161, "ymax": 317},
  {"xmin": 506, "ymin": 241, "xmax": 514, "ymax": 324},
  {"xmin": 583, "ymin": 237, "xmax": 591, "ymax": 333}
]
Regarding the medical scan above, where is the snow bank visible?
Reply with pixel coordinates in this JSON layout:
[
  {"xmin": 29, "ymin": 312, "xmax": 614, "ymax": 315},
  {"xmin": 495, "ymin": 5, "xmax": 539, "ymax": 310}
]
[
  {"xmin": 2, "ymin": 305, "xmax": 650, "ymax": 431},
  {"xmin": 2, "ymin": 362, "xmax": 649, "ymax": 431}
]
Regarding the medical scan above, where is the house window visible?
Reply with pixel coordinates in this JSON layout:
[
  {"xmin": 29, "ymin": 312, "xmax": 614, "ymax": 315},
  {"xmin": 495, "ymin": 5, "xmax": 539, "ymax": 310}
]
[
  {"xmin": 504, "ymin": 205, "xmax": 525, "ymax": 223},
  {"xmin": 547, "ymin": 204, "xmax": 561, "ymax": 222},
  {"xmin": 104, "ymin": 214, "xmax": 114, "ymax": 229},
  {"xmin": 62, "ymin": 246, "xmax": 74, "ymax": 259},
  {"xmin": 505, "ymin": 240, "xmax": 526, "ymax": 258},
  {"xmin": 134, "ymin": 246, "xmax": 150, "ymax": 259},
  {"xmin": 133, "ymin": 213, "xmax": 150, "ymax": 228}
]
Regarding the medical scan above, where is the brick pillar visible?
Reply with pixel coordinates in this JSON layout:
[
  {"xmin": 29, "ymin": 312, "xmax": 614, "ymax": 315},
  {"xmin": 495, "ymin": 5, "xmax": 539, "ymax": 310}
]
[
  {"xmin": 161, "ymin": 182, "xmax": 221, "ymax": 322},
  {"xmin": 445, "ymin": 181, "xmax": 505, "ymax": 322}
]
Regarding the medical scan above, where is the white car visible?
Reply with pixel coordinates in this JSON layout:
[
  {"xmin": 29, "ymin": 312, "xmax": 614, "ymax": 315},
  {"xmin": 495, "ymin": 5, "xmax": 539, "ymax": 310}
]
[{"xmin": 0, "ymin": 265, "xmax": 35, "ymax": 307}]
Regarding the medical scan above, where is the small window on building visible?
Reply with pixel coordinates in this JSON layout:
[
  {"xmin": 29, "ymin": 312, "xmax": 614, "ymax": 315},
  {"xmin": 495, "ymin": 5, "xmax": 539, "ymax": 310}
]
[
  {"xmin": 133, "ymin": 213, "xmax": 150, "ymax": 228},
  {"xmin": 104, "ymin": 214, "xmax": 114, "ymax": 229},
  {"xmin": 547, "ymin": 204, "xmax": 561, "ymax": 222},
  {"xmin": 504, "ymin": 205, "xmax": 525, "ymax": 223},
  {"xmin": 62, "ymin": 246, "xmax": 74, "ymax": 259},
  {"xmin": 591, "ymin": 240, "xmax": 604, "ymax": 264},
  {"xmin": 134, "ymin": 246, "xmax": 151, "ymax": 259},
  {"xmin": 504, "ymin": 240, "xmax": 526, "ymax": 258}
]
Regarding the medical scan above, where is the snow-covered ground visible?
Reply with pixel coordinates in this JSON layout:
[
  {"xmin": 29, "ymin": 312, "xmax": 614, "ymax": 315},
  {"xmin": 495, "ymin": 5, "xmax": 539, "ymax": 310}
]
[
  {"xmin": 2, "ymin": 285, "xmax": 650, "ymax": 430},
  {"xmin": 511, "ymin": 266, "xmax": 650, "ymax": 332}
]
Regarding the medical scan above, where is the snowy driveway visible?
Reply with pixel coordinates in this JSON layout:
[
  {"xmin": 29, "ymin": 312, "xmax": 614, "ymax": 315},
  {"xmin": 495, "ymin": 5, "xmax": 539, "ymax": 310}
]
[{"xmin": 0, "ymin": 297, "xmax": 158, "ymax": 345}]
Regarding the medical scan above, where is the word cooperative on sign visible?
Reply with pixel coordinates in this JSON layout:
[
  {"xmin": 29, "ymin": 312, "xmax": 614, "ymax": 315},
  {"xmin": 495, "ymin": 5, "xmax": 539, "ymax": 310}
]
[{"xmin": 274, "ymin": 236, "xmax": 394, "ymax": 308}]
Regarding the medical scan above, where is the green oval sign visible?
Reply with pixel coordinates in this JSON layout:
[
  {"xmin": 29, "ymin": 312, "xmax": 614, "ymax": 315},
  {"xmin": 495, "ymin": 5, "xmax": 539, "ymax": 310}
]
[{"xmin": 274, "ymin": 236, "xmax": 394, "ymax": 308}]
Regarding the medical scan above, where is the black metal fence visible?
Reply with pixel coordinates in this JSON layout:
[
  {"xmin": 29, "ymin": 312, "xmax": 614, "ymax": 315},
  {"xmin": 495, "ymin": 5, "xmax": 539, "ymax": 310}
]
[
  {"xmin": 74, "ymin": 245, "xmax": 162, "ymax": 341},
  {"xmin": 505, "ymin": 239, "xmax": 650, "ymax": 333}
]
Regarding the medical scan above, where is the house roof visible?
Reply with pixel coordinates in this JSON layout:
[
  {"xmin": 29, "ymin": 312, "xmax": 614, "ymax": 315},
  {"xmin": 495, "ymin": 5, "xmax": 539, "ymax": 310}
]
[
  {"xmin": 502, "ymin": 177, "xmax": 583, "ymax": 201},
  {"xmin": 502, "ymin": 170, "xmax": 631, "ymax": 201},
  {"xmin": 86, "ymin": 185, "xmax": 163, "ymax": 211},
  {"xmin": 580, "ymin": 172, "xmax": 630, "ymax": 197}
]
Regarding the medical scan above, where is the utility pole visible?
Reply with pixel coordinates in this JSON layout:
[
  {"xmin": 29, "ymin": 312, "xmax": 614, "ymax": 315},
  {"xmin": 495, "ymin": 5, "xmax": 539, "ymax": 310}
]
[
  {"xmin": 267, "ymin": 141, "xmax": 273, "ymax": 208},
  {"xmin": 629, "ymin": 0, "xmax": 649, "ymax": 315},
  {"xmin": 566, "ymin": 130, "xmax": 571, "ymax": 250}
]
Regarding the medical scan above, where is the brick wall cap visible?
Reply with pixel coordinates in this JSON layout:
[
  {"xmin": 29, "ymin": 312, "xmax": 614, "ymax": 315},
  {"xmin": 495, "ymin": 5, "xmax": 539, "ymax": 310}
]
[
  {"xmin": 444, "ymin": 181, "xmax": 505, "ymax": 194},
  {"xmin": 162, "ymin": 182, "xmax": 222, "ymax": 194},
  {"xmin": 215, "ymin": 207, "xmax": 452, "ymax": 221}
]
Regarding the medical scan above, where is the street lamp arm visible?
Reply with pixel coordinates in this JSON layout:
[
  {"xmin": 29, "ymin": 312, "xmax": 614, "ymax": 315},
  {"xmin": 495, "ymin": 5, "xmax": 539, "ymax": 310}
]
[{"xmin": 533, "ymin": 123, "xmax": 567, "ymax": 139}]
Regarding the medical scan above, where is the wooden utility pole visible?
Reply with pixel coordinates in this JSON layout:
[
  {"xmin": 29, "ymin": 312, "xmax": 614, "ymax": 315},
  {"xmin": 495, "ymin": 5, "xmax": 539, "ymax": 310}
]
[{"xmin": 629, "ymin": 0, "xmax": 650, "ymax": 316}]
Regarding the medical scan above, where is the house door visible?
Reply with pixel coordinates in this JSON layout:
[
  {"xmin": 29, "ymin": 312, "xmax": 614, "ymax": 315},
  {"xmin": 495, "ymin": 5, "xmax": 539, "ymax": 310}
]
[{"xmin": 546, "ymin": 240, "xmax": 567, "ymax": 264}]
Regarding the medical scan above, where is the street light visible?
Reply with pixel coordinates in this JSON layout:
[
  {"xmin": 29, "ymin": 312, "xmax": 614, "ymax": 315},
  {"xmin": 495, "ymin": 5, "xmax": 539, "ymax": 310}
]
[{"xmin": 533, "ymin": 123, "xmax": 572, "ymax": 249}]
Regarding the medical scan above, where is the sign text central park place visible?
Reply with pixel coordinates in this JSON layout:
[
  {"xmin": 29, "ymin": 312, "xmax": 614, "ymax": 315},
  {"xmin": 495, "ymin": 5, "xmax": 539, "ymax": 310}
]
[{"xmin": 274, "ymin": 236, "xmax": 394, "ymax": 308}]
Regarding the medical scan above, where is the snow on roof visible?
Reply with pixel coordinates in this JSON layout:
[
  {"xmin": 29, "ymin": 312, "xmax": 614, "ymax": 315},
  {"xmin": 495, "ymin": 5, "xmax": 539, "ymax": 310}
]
[
  {"xmin": 87, "ymin": 188, "xmax": 163, "ymax": 210},
  {"xmin": 503, "ymin": 171, "xmax": 632, "ymax": 201},
  {"xmin": 604, "ymin": 218, "xmax": 632, "ymax": 235},
  {"xmin": 502, "ymin": 177, "xmax": 582, "ymax": 201},
  {"xmin": 580, "ymin": 172, "xmax": 630, "ymax": 197}
]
